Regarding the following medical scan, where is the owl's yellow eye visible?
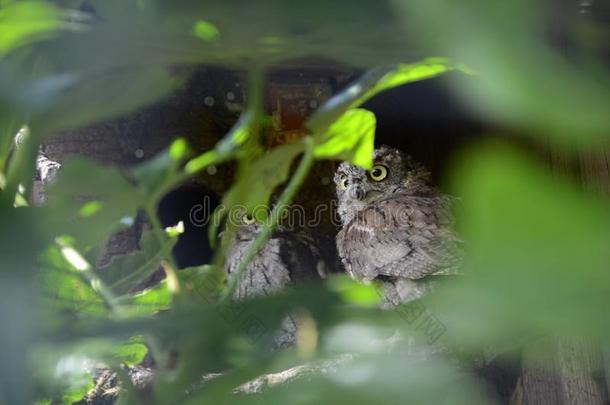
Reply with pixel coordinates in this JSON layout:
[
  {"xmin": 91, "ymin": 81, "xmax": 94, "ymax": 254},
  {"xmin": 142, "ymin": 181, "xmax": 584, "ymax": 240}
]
[
  {"xmin": 242, "ymin": 214, "xmax": 256, "ymax": 225},
  {"xmin": 369, "ymin": 165, "xmax": 388, "ymax": 181},
  {"xmin": 339, "ymin": 175, "xmax": 349, "ymax": 190}
]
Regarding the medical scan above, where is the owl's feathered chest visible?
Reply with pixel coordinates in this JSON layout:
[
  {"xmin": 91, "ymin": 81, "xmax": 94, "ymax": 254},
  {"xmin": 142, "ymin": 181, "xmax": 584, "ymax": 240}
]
[
  {"xmin": 336, "ymin": 193, "xmax": 460, "ymax": 282},
  {"xmin": 226, "ymin": 232, "xmax": 324, "ymax": 300}
]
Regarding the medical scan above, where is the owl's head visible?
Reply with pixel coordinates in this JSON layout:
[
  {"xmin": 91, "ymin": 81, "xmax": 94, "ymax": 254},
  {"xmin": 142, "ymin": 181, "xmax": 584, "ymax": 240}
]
[
  {"xmin": 218, "ymin": 206, "xmax": 263, "ymax": 243},
  {"xmin": 233, "ymin": 211, "xmax": 262, "ymax": 240},
  {"xmin": 334, "ymin": 145, "xmax": 431, "ymax": 225},
  {"xmin": 228, "ymin": 206, "xmax": 287, "ymax": 241}
]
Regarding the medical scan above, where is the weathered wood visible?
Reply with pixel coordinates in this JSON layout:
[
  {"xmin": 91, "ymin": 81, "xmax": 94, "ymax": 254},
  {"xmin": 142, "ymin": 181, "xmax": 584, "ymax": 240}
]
[
  {"xmin": 515, "ymin": 338, "xmax": 608, "ymax": 405},
  {"xmin": 513, "ymin": 142, "xmax": 610, "ymax": 405},
  {"xmin": 603, "ymin": 346, "xmax": 610, "ymax": 401}
]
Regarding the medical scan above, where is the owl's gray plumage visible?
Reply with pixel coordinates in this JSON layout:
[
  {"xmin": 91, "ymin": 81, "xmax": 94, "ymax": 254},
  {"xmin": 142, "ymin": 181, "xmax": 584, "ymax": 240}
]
[
  {"xmin": 225, "ymin": 218, "xmax": 330, "ymax": 347},
  {"xmin": 335, "ymin": 145, "xmax": 461, "ymax": 305},
  {"xmin": 226, "ymin": 225, "xmax": 326, "ymax": 299}
]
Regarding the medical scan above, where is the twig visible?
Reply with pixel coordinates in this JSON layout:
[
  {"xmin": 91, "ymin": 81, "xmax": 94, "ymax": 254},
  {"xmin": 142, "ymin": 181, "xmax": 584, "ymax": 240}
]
[
  {"xmin": 2, "ymin": 126, "xmax": 36, "ymax": 207},
  {"xmin": 234, "ymin": 354, "xmax": 355, "ymax": 394},
  {"xmin": 143, "ymin": 202, "xmax": 182, "ymax": 291}
]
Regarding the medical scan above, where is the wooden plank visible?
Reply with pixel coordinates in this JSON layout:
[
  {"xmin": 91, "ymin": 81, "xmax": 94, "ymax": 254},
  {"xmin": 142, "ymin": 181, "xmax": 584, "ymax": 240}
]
[{"xmin": 515, "ymin": 339, "xmax": 607, "ymax": 405}]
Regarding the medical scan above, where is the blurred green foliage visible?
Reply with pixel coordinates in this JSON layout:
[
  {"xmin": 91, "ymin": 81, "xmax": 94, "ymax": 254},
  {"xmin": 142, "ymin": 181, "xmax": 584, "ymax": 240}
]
[
  {"xmin": 0, "ymin": 0, "xmax": 609, "ymax": 404},
  {"xmin": 0, "ymin": 1, "xmax": 61, "ymax": 55}
]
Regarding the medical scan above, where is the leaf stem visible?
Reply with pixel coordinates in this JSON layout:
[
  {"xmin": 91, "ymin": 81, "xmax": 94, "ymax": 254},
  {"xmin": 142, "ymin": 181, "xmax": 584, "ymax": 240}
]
[
  {"xmin": 143, "ymin": 202, "xmax": 182, "ymax": 291},
  {"xmin": 1, "ymin": 126, "xmax": 36, "ymax": 207}
]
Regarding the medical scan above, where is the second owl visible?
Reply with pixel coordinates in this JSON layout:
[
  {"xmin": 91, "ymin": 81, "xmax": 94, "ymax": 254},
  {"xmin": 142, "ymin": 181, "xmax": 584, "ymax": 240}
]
[{"xmin": 334, "ymin": 145, "xmax": 461, "ymax": 305}]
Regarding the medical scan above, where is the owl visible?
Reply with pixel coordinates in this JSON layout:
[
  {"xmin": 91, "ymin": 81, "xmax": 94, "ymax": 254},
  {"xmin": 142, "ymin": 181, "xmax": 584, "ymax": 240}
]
[
  {"xmin": 334, "ymin": 145, "xmax": 461, "ymax": 305},
  {"xmin": 224, "ymin": 211, "xmax": 331, "ymax": 347}
]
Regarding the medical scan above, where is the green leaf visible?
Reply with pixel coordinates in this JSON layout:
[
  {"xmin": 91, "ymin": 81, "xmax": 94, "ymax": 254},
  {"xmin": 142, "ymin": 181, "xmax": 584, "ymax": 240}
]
[
  {"xmin": 45, "ymin": 157, "xmax": 141, "ymax": 250},
  {"xmin": 99, "ymin": 231, "xmax": 176, "ymax": 296},
  {"xmin": 184, "ymin": 111, "xmax": 257, "ymax": 175},
  {"xmin": 216, "ymin": 110, "xmax": 259, "ymax": 155},
  {"xmin": 431, "ymin": 145, "xmax": 610, "ymax": 348},
  {"xmin": 158, "ymin": 0, "xmax": 413, "ymax": 67},
  {"xmin": 164, "ymin": 220, "xmax": 184, "ymax": 238},
  {"xmin": 39, "ymin": 244, "xmax": 107, "ymax": 316},
  {"xmin": 184, "ymin": 149, "xmax": 221, "ymax": 174},
  {"xmin": 169, "ymin": 138, "xmax": 190, "ymax": 161},
  {"xmin": 32, "ymin": 337, "xmax": 145, "ymax": 404},
  {"xmin": 0, "ymin": 1, "xmax": 62, "ymax": 55},
  {"xmin": 78, "ymin": 201, "xmax": 104, "ymax": 218},
  {"xmin": 42, "ymin": 233, "xmax": 173, "ymax": 318},
  {"xmin": 130, "ymin": 280, "xmax": 172, "ymax": 315},
  {"xmin": 131, "ymin": 265, "xmax": 222, "ymax": 312},
  {"xmin": 33, "ymin": 67, "xmax": 178, "ymax": 133},
  {"xmin": 313, "ymin": 108, "xmax": 375, "ymax": 169},
  {"xmin": 178, "ymin": 265, "xmax": 222, "ymax": 302},
  {"xmin": 365, "ymin": 58, "xmax": 457, "ymax": 99},
  {"xmin": 193, "ymin": 20, "xmax": 220, "ymax": 41},
  {"xmin": 32, "ymin": 346, "xmax": 94, "ymax": 405},
  {"xmin": 221, "ymin": 140, "xmax": 306, "ymax": 217},
  {"xmin": 393, "ymin": 0, "xmax": 610, "ymax": 143},
  {"xmin": 0, "ymin": 205, "xmax": 46, "ymax": 403},
  {"xmin": 113, "ymin": 335, "xmax": 148, "ymax": 367},
  {"xmin": 150, "ymin": 284, "xmax": 343, "ymax": 402},
  {"xmin": 0, "ymin": 68, "xmax": 76, "ymax": 166},
  {"xmin": 132, "ymin": 143, "xmax": 184, "ymax": 200},
  {"xmin": 307, "ymin": 58, "xmax": 456, "ymax": 133},
  {"xmin": 327, "ymin": 275, "xmax": 381, "ymax": 308},
  {"xmin": 60, "ymin": 375, "xmax": 93, "ymax": 405}
]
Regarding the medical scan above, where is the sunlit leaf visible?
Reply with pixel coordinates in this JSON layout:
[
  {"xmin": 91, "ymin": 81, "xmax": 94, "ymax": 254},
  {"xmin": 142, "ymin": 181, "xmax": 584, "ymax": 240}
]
[
  {"xmin": 307, "ymin": 58, "xmax": 456, "ymax": 133},
  {"xmin": 113, "ymin": 335, "xmax": 148, "ymax": 367},
  {"xmin": 327, "ymin": 275, "xmax": 381, "ymax": 308},
  {"xmin": 169, "ymin": 137, "xmax": 190, "ymax": 161},
  {"xmin": 0, "ymin": 1, "xmax": 62, "ymax": 55},
  {"xmin": 313, "ymin": 108, "xmax": 376, "ymax": 169},
  {"xmin": 78, "ymin": 201, "xmax": 103, "ymax": 218},
  {"xmin": 193, "ymin": 20, "xmax": 220, "ymax": 41},
  {"xmin": 165, "ymin": 220, "xmax": 185, "ymax": 238},
  {"xmin": 39, "ymin": 245, "xmax": 107, "ymax": 316},
  {"xmin": 221, "ymin": 140, "xmax": 306, "ymax": 218},
  {"xmin": 130, "ymin": 281, "xmax": 172, "ymax": 315},
  {"xmin": 184, "ymin": 149, "xmax": 221, "ymax": 174},
  {"xmin": 45, "ymin": 157, "xmax": 141, "ymax": 251}
]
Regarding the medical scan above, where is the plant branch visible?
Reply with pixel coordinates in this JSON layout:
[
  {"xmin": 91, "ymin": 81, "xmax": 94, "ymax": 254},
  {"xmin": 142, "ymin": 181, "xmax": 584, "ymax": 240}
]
[
  {"xmin": 235, "ymin": 354, "xmax": 355, "ymax": 394},
  {"xmin": 1, "ymin": 126, "xmax": 37, "ymax": 207},
  {"xmin": 143, "ymin": 202, "xmax": 181, "ymax": 289}
]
